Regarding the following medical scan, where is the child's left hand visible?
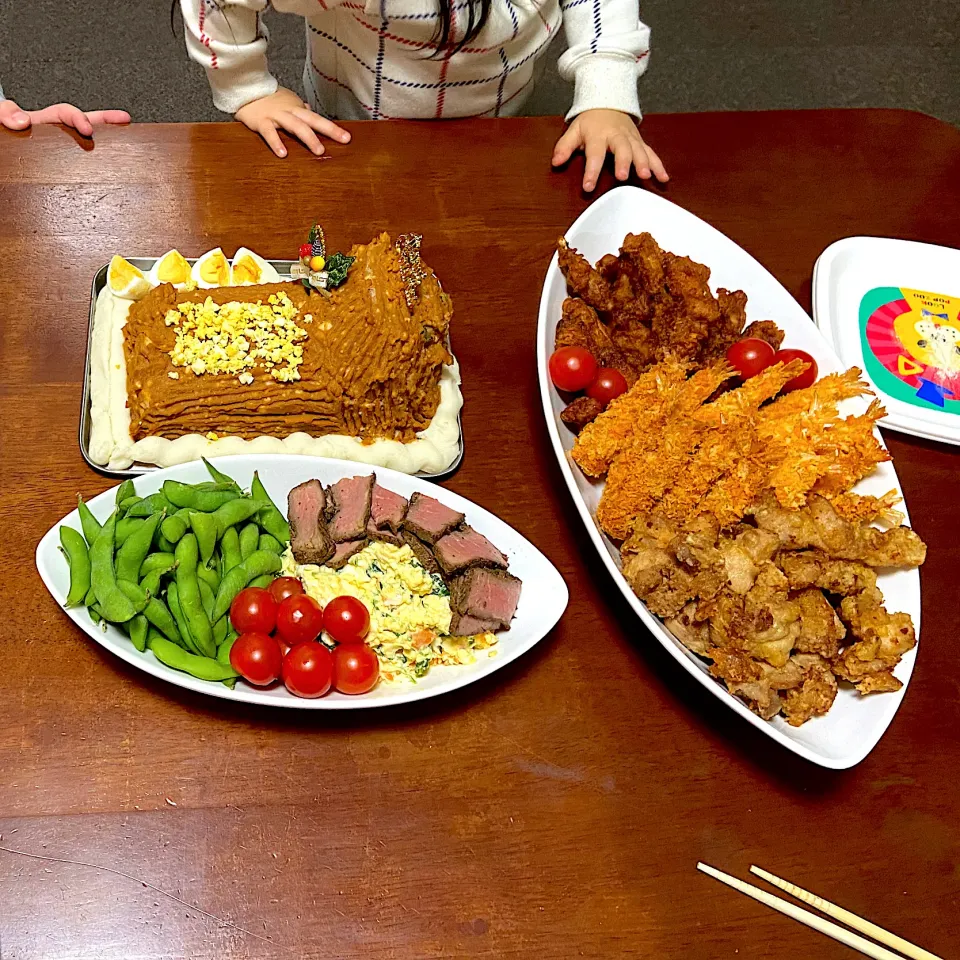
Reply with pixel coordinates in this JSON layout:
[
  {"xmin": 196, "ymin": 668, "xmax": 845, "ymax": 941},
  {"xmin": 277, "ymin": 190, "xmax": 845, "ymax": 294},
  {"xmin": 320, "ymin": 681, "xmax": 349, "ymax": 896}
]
[
  {"xmin": 552, "ymin": 109, "xmax": 668, "ymax": 192},
  {"xmin": 0, "ymin": 100, "xmax": 130, "ymax": 136}
]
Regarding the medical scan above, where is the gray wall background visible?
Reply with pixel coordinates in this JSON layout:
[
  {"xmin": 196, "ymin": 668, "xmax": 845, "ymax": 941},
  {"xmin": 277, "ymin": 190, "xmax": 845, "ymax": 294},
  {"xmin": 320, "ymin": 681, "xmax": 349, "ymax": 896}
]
[{"xmin": 0, "ymin": 0, "xmax": 957, "ymax": 125}]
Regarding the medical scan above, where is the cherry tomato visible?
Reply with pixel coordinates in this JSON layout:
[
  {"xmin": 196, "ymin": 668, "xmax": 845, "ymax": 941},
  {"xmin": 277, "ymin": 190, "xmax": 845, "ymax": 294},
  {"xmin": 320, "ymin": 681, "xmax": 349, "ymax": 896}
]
[
  {"xmin": 726, "ymin": 338, "xmax": 776, "ymax": 379},
  {"xmin": 230, "ymin": 631, "xmax": 283, "ymax": 686},
  {"xmin": 229, "ymin": 587, "xmax": 278, "ymax": 635},
  {"xmin": 323, "ymin": 595, "xmax": 371, "ymax": 644},
  {"xmin": 586, "ymin": 368, "xmax": 628, "ymax": 406},
  {"xmin": 276, "ymin": 594, "xmax": 325, "ymax": 646},
  {"xmin": 332, "ymin": 643, "xmax": 380, "ymax": 695},
  {"xmin": 774, "ymin": 348, "xmax": 819, "ymax": 392},
  {"xmin": 268, "ymin": 576, "xmax": 304, "ymax": 605},
  {"xmin": 282, "ymin": 641, "xmax": 333, "ymax": 698},
  {"xmin": 548, "ymin": 347, "xmax": 598, "ymax": 393}
]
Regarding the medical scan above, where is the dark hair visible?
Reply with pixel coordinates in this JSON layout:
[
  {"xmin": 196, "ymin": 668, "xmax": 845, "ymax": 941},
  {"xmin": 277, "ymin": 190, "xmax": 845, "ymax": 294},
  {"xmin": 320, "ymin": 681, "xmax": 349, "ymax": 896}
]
[{"xmin": 431, "ymin": 0, "xmax": 493, "ymax": 56}]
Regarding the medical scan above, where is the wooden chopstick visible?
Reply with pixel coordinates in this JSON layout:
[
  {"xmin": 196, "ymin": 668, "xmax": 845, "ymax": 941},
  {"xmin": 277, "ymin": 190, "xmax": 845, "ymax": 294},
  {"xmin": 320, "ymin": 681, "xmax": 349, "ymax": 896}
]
[
  {"xmin": 750, "ymin": 866, "xmax": 943, "ymax": 960},
  {"xmin": 697, "ymin": 863, "xmax": 911, "ymax": 960}
]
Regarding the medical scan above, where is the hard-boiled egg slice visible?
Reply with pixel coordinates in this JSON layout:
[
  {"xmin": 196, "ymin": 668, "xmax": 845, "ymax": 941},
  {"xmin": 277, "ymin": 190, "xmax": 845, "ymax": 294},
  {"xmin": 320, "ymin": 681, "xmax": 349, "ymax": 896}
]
[
  {"xmin": 107, "ymin": 255, "xmax": 153, "ymax": 300},
  {"xmin": 231, "ymin": 248, "xmax": 280, "ymax": 286},
  {"xmin": 191, "ymin": 248, "xmax": 230, "ymax": 289},
  {"xmin": 148, "ymin": 249, "xmax": 192, "ymax": 289}
]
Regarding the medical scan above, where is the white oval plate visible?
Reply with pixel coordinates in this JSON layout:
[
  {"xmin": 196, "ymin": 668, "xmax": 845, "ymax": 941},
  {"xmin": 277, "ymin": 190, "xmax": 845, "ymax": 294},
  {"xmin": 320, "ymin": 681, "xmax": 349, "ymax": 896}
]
[
  {"xmin": 36, "ymin": 455, "xmax": 568, "ymax": 709},
  {"xmin": 537, "ymin": 186, "xmax": 921, "ymax": 769}
]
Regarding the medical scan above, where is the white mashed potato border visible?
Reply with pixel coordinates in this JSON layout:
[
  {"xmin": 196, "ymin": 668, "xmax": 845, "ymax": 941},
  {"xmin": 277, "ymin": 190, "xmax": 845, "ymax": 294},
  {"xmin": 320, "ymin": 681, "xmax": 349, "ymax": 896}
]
[{"xmin": 87, "ymin": 286, "xmax": 463, "ymax": 473}]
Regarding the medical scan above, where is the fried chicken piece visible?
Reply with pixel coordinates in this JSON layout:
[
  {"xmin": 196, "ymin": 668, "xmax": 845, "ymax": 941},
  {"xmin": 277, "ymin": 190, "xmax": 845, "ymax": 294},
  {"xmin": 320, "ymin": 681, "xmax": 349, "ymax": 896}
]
[
  {"xmin": 555, "ymin": 297, "xmax": 637, "ymax": 382},
  {"xmin": 794, "ymin": 588, "xmax": 846, "ymax": 658},
  {"xmin": 701, "ymin": 289, "xmax": 749, "ymax": 360},
  {"xmin": 781, "ymin": 654, "xmax": 838, "ymax": 725},
  {"xmin": 560, "ymin": 395, "xmax": 604, "ymax": 432},
  {"xmin": 742, "ymin": 319, "xmax": 785, "ymax": 350},
  {"xmin": 832, "ymin": 588, "xmax": 915, "ymax": 694},
  {"xmin": 557, "ymin": 237, "xmax": 614, "ymax": 312},
  {"xmin": 777, "ymin": 550, "xmax": 878, "ymax": 596},
  {"xmin": 572, "ymin": 360, "xmax": 689, "ymax": 478},
  {"xmin": 619, "ymin": 232, "xmax": 666, "ymax": 292},
  {"xmin": 752, "ymin": 494, "xmax": 927, "ymax": 568},
  {"xmin": 654, "ymin": 253, "xmax": 721, "ymax": 361}
]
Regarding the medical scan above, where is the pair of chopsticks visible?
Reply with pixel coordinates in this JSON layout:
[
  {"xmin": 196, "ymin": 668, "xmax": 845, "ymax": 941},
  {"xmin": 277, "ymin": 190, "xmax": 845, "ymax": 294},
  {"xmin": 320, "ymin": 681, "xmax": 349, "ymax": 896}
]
[{"xmin": 698, "ymin": 863, "xmax": 943, "ymax": 960}]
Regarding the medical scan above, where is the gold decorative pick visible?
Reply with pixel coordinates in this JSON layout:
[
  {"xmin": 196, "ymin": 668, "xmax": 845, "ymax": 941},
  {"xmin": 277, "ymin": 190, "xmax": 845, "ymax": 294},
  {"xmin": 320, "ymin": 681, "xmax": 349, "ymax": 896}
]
[{"xmin": 396, "ymin": 233, "xmax": 424, "ymax": 308}]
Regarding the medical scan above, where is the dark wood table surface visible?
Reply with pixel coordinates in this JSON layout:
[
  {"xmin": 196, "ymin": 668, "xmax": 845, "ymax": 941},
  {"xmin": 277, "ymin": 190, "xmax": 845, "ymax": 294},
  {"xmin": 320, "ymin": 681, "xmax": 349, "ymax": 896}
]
[{"xmin": 1, "ymin": 110, "xmax": 958, "ymax": 960}]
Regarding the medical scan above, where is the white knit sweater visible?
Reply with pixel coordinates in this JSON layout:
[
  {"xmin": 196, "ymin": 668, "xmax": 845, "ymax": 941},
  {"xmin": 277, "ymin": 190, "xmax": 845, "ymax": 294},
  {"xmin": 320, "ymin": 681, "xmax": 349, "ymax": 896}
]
[{"xmin": 180, "ymin": 0, "xmax": 649, "ymax": 121}]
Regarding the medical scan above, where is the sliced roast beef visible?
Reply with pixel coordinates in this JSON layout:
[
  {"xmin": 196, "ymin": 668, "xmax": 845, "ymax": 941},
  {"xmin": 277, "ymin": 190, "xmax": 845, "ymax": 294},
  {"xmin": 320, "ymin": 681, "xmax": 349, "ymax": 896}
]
[
  {"xmin": 433, "ymin": 525, "xmax": 508, "ymax": 576},
  {"xmin": 400, "ymin": 530, "xmax": 442, "ymax": 575},
  {"xmin": 403, "ymin": 493, "xmax": 465, "ymax": 544},
  {"xmin": 449, "ymin": 612, "xmax": 503, "ymax": 637},
  {"xmin": 367, "ymin": 517, "xmax": 403, "ymax": 546},
  {"xmin": 449, "ymin": 568, "xmax": 521, "ymax": 630},
  {"xmin": 287, "ymin": 479, "xmax": 335, "ymax": 566},
  {"xmin": 326, "ymin": 474, "xmax": 375, "ymax": 542},
  {"xmin": 371, "ymin": 484, "xmax": 409, "ymax": 534},
  {"xmin": 327, "ymin": 540, "xmax": 368, "ymax": 570}
]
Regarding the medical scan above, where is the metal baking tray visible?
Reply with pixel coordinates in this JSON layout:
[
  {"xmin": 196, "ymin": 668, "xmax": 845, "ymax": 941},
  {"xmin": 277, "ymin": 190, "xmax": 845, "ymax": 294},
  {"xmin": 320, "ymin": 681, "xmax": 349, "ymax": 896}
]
[{"xmin": 80, "ymin": 257, "xmax": 465, "ymax": 480}]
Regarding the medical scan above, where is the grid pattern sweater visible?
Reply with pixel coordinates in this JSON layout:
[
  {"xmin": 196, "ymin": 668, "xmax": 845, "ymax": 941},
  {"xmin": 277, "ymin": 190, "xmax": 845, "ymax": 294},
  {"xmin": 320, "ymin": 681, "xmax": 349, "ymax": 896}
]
[{"xmin": 181, "ymin": 0, "xmax": 650, "ymax": 121}]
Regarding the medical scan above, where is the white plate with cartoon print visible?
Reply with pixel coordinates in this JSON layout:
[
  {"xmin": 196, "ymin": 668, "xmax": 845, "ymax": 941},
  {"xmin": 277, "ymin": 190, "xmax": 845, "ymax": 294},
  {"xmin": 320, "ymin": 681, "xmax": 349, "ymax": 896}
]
[
  {"xmin": 537, "ymin": 186, "xmax": 921, "ymax": 769},
  {"xmin": 36, "ymin": 455, "xmax": 568, "ymax": 709}
]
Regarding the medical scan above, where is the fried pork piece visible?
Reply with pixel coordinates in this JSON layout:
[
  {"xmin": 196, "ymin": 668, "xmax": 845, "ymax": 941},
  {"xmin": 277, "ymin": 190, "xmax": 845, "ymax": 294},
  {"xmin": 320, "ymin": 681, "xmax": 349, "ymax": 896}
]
[
  {"xmin": 794, "ymin": 588, "xmax": 846, "ymax": 658},
  {"xmin": 832, "ymin": 588, "xmax": 915, "ymax": 694},
  {"xmin": 777, "ymin": 550, "xmax": 878, "ymax": 596},
  {"xmin": 557, "ymin": 237, "xmax": 614, "ymax": 312},
  {"xmin": 572, "ymin": 360, "xmax": 689, "ymax": 478},
  {"xmin": 741, "ymin": 319, "xmax": 785, "ymax": 350},
  {"xmin": 555, "ymin": 297, "xmax": 637, "ymax": 380},
  {"xmin": 560, "ymin": 395, "xmax": 604, "ymax": 432},
  {"xmin": 752, "ymin": 494, "xmax": 927, "ymax": 567},
  {"xmin": 781, "ymin": 655, "xmax": 838, "ymax": 725}
]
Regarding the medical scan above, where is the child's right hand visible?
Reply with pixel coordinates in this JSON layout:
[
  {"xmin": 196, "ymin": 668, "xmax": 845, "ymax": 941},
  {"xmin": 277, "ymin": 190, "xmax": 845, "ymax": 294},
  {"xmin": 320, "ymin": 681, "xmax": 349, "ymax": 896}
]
[
  {"xmin": 0, "ymin": 100, "xmax": 130, "ymax": 136},
  {"xmin": 235, "ymin": 87, "xmax": 351, "ymax": 158}
]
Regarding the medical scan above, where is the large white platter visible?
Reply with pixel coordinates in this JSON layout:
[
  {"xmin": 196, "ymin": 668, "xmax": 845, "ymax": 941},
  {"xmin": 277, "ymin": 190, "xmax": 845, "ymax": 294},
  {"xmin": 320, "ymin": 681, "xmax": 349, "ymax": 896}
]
[
  {"xmin": 537, "ymin": 186, "xmax": 921, "ymax": 769},
  {"xmin": 36, "ymin": 455, "xmax": 568, "ymax": 710}
]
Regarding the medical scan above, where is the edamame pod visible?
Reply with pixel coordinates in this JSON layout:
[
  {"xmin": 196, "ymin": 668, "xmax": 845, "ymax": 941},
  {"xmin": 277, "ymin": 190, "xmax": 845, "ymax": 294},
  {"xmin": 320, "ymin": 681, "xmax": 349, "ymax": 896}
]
[
  {"xmin": 167, "ymin": 582, "xmax": 200, "ymax": 655},
  {"xmin": 77, "ymin": 496, "xmax": 102, "ymax": 546},
  {"xmin": 139, "ymin": 552, "xmax": 177, "ymax": 579},
  {"xmin": 160, "ymin": 507, "xmax": 192, "ymax": 544},
  {"xmin": 213, "ymin": 614, "xmax": 228, "ymax": 646},
  {"xmin": 251, "ymin": 472, "xmax": 290, "ymax": 544},
  {"xmin": 84, "ymin": 586, "xmax": 97, "ymax": 607},
  {"xmin": 202, "ymin": 457, "xmax": 242, "ymax": 493},
  {"xmin": 217, "ymin": 630, "xmax": 239, "ymax": 666},
  {"xmin": 126, "ymin": 492, "xmax": 174, "ymax": 518},
  {"xmin": 59, "ymin": 526, "xmax": 91, "ymax": 608},
  {"xmin": 163, "ymin": 480, "xmax": 239, "ymax": 513},
  {"xmin": 239, "ymin": 522, "xmax": 259, "ymax": 561},
  {"xmin": 115, "ymin": 479, "xmax": 136, "ymax": 507},
  {"xmin": 210, "ymin": 498, "xmax": 264, "ymax": 539},
  {"xmin": 90, "ymin": 513, "xmax": 140, "ymax": 624},
  {"xmin": 196, "ymin": 562, "xmax": 220, "ymax": 592},
  {"xmin": 198, "ymin": 579, "xmax": 216, "ymax": 620},
  {"xmin": 118, "ymin": 496, "xmax": 142, "ymax": 515},
  {"xmin": 127, "ymin": 614, "xmax": 148, "ymax": 652},
  {"xmin": 140, "ymin": 569, "xmax": 163, "ymax": 598},
  {"xmin": 174, "ymin": 534, "xmax": 215, "ymax": 658},
  {"xmin": 115, "ymin": 512, "xmax": 163, "ymax": 584},
  {"xmin": 249, "ymin": 574, "xmax": 274, "ymax": 589},
  {"xmin": 116, "ymin": 517, "xmax": 146, "ymax": 546},
  {"xmin": 189, "ymin": 511, "xmax": 218, "ymax": 565},
  {"xmin": 211, "ymin": 550, "xmax": 282, "ymax": 622},
  {"xmin": 220, "ymin": 526, "xmax": 242, "ymax": 574},
  {"xmin": 258, "ymin": 533, "xmax": 282, "ymax": 554},
  {"xmin": 155, "ymin": 533, "xmax": 176, "ymax": 554},
  {"xmin": 89, "ymin": 604, "xmax": 103, "ymax": 625},
  {"xmin": 118, "ymin": 579, "xmax": 183, "ymax": 645},
  {"xmin": 147, "ymin": 635, "xmax": 240, "ymax": 682}
]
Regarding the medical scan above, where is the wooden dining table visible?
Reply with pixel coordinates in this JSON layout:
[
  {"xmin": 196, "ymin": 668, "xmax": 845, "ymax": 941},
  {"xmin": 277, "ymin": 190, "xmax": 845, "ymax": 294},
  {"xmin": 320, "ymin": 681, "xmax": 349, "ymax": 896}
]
[{"xmin": 1, "ymin": 108, "xmax": 958, "ymax": 960}]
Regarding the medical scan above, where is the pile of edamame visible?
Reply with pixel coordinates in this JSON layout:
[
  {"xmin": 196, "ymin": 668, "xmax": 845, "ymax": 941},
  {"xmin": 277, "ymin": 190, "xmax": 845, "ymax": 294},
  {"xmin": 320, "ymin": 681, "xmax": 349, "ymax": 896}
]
[{"xmin": 59, "ymin": 460, "xmax": 290, "ymax": 687}]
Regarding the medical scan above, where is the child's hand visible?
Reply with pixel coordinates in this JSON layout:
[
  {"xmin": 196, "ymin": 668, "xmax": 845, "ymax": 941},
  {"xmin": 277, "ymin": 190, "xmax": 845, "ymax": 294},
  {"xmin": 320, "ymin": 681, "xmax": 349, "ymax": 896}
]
[
  {"xmin": 0, "ymin": 100, "xmax": 130, "ymax": 136},
  {"xmin": 552, "ymin": 109, "xmax": 668, "ymax": 192},
  {"xmin": 235, "ymin": 87, "xmax": 351, "ymax": 158}
]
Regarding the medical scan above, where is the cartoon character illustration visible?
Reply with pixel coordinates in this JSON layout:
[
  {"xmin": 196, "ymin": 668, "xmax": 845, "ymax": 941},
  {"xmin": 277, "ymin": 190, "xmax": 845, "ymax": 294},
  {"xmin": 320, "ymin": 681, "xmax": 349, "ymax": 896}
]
[{"xmin": 861, "ymin": 287, "xmax": 960, "ymax": 412}]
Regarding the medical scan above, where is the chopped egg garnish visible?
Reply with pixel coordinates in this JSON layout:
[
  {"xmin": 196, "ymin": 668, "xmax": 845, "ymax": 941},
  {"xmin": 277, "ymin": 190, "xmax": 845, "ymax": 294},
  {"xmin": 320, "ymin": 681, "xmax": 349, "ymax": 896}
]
[
  {"xmin": 165, "ymin": 291, "xmax": 308, "ymax": 384},
  {"xmin": 167, "ymin": 371, "xmax": 180, "ymax": 380}
]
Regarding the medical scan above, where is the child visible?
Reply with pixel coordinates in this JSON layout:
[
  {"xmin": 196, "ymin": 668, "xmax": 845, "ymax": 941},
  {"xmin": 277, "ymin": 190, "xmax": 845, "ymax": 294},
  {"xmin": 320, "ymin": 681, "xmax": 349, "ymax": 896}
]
[
  {"xmin": 180, "ymin": 0, "xmax": 667, "ymax": 191},
  {"xmin": 0, "ymin": 80, "xmax": 130, "ymax": 136}
]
